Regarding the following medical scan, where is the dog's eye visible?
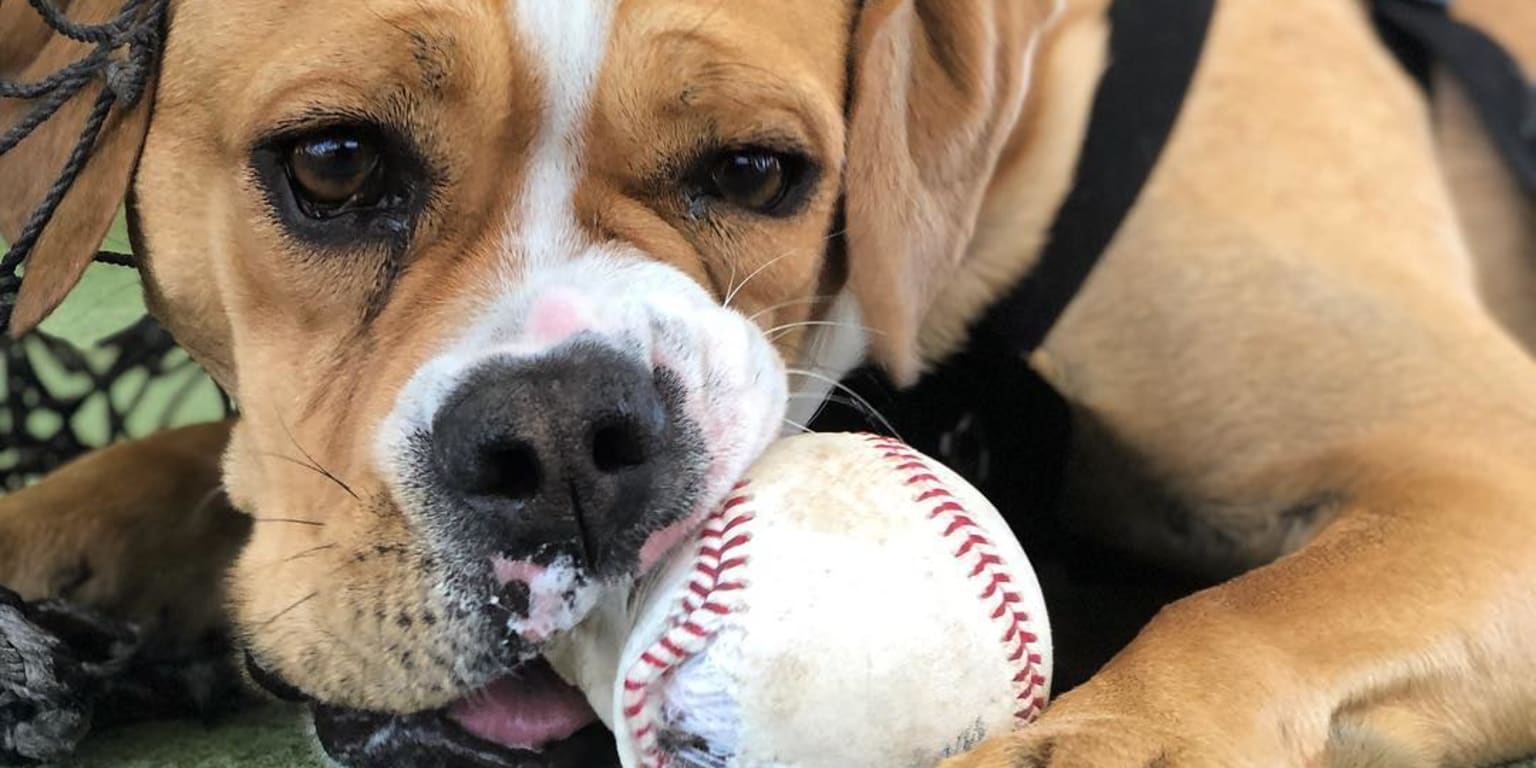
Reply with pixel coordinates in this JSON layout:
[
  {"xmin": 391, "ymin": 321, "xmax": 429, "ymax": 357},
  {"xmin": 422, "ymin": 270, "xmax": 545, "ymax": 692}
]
[
  {"xmin": 704, "ymin": 149, "xmax": 809, "ymax": 216},
  {"xmin": 285, "ymin": 131, "xmax": 385, "ymax": 216}
]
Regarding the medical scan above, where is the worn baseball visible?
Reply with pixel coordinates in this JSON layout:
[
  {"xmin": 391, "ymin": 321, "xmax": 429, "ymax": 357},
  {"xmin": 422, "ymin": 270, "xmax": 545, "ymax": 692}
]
[{"xmin": 546, "ymin": 432, "xmax": 1052, "ymax": 768}]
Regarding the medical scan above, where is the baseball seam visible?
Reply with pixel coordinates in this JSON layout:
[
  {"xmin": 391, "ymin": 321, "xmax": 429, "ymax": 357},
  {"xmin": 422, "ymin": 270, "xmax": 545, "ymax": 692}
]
[
  {"xmin": 865, "ymin": 435, "xmax": 1048, "ymax": 723},
  {"xmin": 621, "ymin": 479, "xmax": 755, "ymax": 768}
]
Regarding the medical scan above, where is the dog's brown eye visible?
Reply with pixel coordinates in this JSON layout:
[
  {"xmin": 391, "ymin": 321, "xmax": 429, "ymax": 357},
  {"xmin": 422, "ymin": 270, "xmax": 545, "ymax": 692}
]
[
  {"xmin": 287, "ymin": 133, "xmax": 382, "ymax": 214},
  {"xmin": 709, "ymin": 150, "xmax": 794, "ymax": 214}
]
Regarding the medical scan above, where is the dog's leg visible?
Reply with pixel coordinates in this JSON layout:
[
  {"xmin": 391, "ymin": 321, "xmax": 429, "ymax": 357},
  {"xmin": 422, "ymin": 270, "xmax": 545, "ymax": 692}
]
[
  {"xmin": 0, "ymin": 420, "xmax": 246, "ymax": 651},
  {"xmin": 1, "ymin": 421, "xmax": 249, "ymax": 756},
  {"xmin": 945, "ymin": 436, "xmax": 1536, "ymax": 767},
  {"xmin": 934, "ymin": 1, "xmax": 1536, "ymax": 763}
]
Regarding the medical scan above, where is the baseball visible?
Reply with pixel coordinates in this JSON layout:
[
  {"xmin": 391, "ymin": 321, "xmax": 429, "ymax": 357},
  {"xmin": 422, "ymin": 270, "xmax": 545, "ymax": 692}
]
[{"xmin": 546, "ymin": 432, "xmax": 1052, "ymax": 768}]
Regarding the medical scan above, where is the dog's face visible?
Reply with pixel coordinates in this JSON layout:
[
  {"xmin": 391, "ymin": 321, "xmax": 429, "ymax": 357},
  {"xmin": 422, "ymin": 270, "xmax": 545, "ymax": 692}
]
[
  {"xmin": 137, "ymin": 0, "xmax": 851, "ymax": 717},
  {"xmin": 3, "ymin": 0, "xmax": 1048, "ymax": 761}
]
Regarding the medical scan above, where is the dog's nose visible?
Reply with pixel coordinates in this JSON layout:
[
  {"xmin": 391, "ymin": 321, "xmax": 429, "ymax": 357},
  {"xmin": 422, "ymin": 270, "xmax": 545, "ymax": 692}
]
[{"xmin": 430, "ymin": 342, "xmax": 671, "ymax": 568}]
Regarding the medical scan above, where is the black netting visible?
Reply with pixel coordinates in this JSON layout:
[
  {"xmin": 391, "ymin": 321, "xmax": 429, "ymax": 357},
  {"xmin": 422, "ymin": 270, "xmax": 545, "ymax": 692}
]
[{"xmin": 0, "ymin": 314, "xmax": 233, "ymax": 491}]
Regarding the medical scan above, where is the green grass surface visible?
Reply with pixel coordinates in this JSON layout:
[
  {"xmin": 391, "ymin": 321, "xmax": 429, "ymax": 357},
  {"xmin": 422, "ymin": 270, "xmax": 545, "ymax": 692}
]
[{"xmin": 63, "ymin": 705, "xmax": 325, "ymax": 768}]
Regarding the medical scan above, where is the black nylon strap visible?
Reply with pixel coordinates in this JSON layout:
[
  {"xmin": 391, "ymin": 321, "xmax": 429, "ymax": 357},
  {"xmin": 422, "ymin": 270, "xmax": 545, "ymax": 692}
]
[
  {"xmin": 980, "ymin": 0, "xmax": 1216, "ymax": 357},
  {"xmin": 1373, "ymin": 0, "xmax": 1536, "ymax": 196}
]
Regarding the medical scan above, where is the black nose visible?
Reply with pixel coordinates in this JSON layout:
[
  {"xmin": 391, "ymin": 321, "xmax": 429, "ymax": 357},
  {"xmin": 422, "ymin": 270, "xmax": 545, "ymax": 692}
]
[{"xmin": 431, "ymin": 342, "xmax": 673, "ymax": 569}]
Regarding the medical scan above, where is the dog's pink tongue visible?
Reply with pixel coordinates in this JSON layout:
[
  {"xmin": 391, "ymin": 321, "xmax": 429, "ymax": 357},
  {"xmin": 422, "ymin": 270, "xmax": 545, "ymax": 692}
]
[{"xmin": 448, "ymin": 660, "xmax": 597, "ymax": 751}]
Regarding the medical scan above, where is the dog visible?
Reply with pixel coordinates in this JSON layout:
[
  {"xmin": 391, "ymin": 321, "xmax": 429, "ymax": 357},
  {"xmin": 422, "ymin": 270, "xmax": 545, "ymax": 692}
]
[{"xmin": 4, "ymin": 0, "xmax": 1536, "ymax": 765}]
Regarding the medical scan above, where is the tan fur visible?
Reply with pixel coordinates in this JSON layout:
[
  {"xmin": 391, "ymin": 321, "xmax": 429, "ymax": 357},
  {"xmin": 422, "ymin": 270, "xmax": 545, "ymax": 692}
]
[
  {"xmin": 0, "ymin": 421, "xmax": 244, "ymax": 650},
  {"xmin": 4, "ymin": 0, "xmax": 1536, "ymax": 763},
  {"xmin": 133, "ymin": 0, "xmax": 862, "ymax": 711},
  {"xmin": 1437, "ymin": 0, "xmax": 1536, "ymax": 351},
  {"xmin": 583, "ymin": 0, "xmax": 854, "ymax": 353},
  {"xmin": 938, "ymin": 0, "xmax": 1536, "ymax": 765},
  {"xmin": 843, "ymin": 0, "xmax": 1057, "ymax": 383}
]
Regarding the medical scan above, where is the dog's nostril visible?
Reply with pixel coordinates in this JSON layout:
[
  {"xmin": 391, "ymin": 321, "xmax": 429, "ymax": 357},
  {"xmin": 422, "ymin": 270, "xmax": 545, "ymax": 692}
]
[
  {"xmin": 591, "ymin": 419, "xmax": 649, "ymax": 473},
  {"xmin": 473, "ymin": 441, "xmax": 542, "ymax": 501}
]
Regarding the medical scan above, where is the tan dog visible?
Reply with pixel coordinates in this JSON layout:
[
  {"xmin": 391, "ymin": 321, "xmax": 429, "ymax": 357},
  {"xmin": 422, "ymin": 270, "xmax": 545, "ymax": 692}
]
[{"xmin": 4, "ymin": 0, "xmax": 1536, "ymax": 765}]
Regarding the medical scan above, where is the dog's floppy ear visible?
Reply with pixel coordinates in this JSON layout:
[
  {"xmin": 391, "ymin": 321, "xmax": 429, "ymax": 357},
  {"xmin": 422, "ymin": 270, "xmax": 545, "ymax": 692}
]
[
  {"xmin": 0, "ymin": 0, "xmax": 157, "ymax": 336},
  {"xmin": 843, "ymin": 0, "xmax": 1055, "ymax": 384}
]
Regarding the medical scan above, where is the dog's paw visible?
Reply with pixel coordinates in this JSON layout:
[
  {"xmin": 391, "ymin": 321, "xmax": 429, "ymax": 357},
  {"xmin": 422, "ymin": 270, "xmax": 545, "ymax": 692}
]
[
  {"xmin": 940, "ymin": 718, "xmax": 1224, "ymax": 768},
  {"xmin": 942, "ymin": 714, "xmax": 1260, "ymax": 768},
  {"xmin": 939, "ymin": 681, "xmax": 1274, "ymax": 768}
]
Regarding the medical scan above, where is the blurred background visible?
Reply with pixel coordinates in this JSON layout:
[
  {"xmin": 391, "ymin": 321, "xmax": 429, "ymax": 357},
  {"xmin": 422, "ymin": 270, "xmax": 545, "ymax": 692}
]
[{"xmin": 0, "ymin": 213, "xmax": 227, "ymax": 491}]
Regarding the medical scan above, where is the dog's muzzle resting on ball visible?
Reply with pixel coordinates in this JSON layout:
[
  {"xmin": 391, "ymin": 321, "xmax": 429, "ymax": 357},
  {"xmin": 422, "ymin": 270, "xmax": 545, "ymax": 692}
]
[
  {"xmin": 353, "ymin": 340, "xmax": 716, "ymax": 763},
  {"xmin": 273, "ymin": 249, "xmax": 790, "ymax": 764}
]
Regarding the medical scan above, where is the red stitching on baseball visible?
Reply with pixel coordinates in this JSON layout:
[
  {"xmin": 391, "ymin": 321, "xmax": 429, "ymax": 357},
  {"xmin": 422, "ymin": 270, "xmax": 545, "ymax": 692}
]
[
  {"xmin": 620, "ymin": 480, "xmax": 756, "ymax": 768},
  {"xmin": 861, "ymin": 434, "xmax": 1047, "ymax": 725},
  {"xmin": 971, "ymin": 553, "xmax": 1004, "ymax": 577},
  {"xmin": 929, "ymin": 500, "xmax": 966, "ymax": 518}
]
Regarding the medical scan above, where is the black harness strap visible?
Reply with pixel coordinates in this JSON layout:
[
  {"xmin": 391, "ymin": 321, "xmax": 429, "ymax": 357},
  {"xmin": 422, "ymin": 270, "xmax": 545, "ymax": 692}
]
[
  {"xmin": 979, "ymin": 0, "xmax": 1216, "ymax": 357},
  {"xmin": 1372, "ymin": 0, "xmax": 1536, "ymax": 196}
]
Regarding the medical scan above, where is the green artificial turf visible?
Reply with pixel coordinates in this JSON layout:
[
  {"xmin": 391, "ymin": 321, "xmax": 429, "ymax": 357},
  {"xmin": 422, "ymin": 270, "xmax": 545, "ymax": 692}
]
[{"xmin": 62, "ymin": 704, "xmax": 326, "ymax": 768}]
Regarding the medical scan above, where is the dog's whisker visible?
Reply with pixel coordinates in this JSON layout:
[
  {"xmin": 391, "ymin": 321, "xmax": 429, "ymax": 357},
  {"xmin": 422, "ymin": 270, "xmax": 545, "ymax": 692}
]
[
  {"xmin": 746, "ymin": 295, "xmax": 838, "ymax": 323},
  {"xmin": 249, "ymin": 517, "xmax": 327, "ymax": 527},
  {"xmin": 256, "ymin": 450, "xmax": 361, "ymax": 502},
  {"xmin": 190, "ymin": 484, "xmax": 227, "ymax": 515},
  {"xmin": 785, "ymin": 368, "xmax": 901, "ymax": 439},
  {"xmin": 721, "ymin": 254, "xmax": 740, "ymax": 311},
  {"xmin": 283, "ymin": 543, "xmax": 338, "ymax": 562},
  {"xmin": 257, "ymin": 590, "xmax": 320, "ymax": 630},
  {"xmin": 786, "ymin": 392, "xmax": 861, "ymax": 406},
  {"xmin": 244, "ymin": 544, "xmax": 338, "ymax": 572},
  {"xmin": 723, "ymin": 229, "xmax": 847, "ymax": 314},
  {"xmin": 765, "ymin": 320, "xmax": 882, "ymax": 342},
  {"xmin": 276, "ymin": 415, "xmax": 361, "ymax": 501},
  {"xmin": 780, "ymin": 418, "xmax": 813, "ymax": 434},
  {"xmin": 723, "ymin": 250, "xmax": 799, "ymax": 309},
  {"xmin": 784, "ymin": 392, "xmax": 869, "ymax": 428}
]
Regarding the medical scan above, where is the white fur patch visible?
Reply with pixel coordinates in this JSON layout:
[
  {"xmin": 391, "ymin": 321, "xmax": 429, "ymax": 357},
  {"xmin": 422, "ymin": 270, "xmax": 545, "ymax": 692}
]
[
  {"xmin": 504, "ymin": 0, "xmax": 617, "ymax": 271},
  {"xmin": 497, "ymin": 556, "xmax": 601, "ymax": 644}
]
